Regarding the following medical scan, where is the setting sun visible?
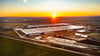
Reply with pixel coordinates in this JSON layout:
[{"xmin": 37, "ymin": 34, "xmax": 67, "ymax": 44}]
[
  {"xmin": 0, "ymin": 0, "xmax": 100, "ymax": 17},
  {"xmin": 52, "ymin": 13, "xmax": 57, "ymax": 18}
]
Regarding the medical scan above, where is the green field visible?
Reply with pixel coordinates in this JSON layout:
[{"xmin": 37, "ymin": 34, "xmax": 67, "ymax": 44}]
[{"xmin": 0, "ymin": 36, "xmax": 84, "ymax": 56}]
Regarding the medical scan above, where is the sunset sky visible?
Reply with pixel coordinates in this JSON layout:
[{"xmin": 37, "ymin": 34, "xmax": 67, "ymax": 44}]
[{"xmin": 0, "ymin": 0, "xmax": 100, "ymax": 17}]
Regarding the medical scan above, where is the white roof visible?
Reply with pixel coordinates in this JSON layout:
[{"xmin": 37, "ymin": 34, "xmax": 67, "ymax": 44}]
[
  {"xmin": 68, "ymin": 25, "xmax": 85, "ymax": 29},
  {"xmin": 19, "ymin": 26, "xmax": 69, "ymax": 34},
  {"xmin": 35, "ymin": 37, "xmax": 42, "ymax": 40},
  {"xmin": 77, "ymin": 30, "xmax": 86, "ymax": 32},
  {"xmin": 28, "ymin": 23, "xmax": 69, "ymax": 28},
  {"xmin": 75, "ymin": 33, "xmax": 88, "ymax": 38},
  {"xmin": 16, "ymin": 23, "xmax": 86, "ymax": 35}
]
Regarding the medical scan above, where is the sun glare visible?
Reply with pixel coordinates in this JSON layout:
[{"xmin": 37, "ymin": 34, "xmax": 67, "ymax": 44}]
[
  {"xmin": 52, "ymin": 13, "xmax": 57, "ymax": 18},
  {"xmin": 23, "ymin": 0, "xmax": 27, "ymax": 3}
]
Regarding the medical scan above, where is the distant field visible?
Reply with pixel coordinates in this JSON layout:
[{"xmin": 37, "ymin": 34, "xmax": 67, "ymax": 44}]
[
  {"xmin": 0, "ymin": 17, "xmax": 100, "ymax": 56},
  {"xmin": 0, "ymin": 36, "xmax": 84, "ymax": 56}
]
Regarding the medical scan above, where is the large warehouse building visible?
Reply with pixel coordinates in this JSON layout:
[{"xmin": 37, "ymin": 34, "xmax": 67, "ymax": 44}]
[
  {"xmin": 14, "ymin": 23, "xmax": 99, "ymax": 51},
  {"xmin": 15, "ymin": 23, "xmax": 86, "ymax": 35}
]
